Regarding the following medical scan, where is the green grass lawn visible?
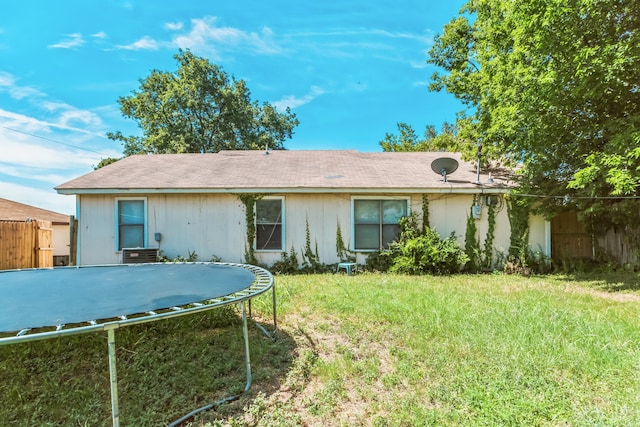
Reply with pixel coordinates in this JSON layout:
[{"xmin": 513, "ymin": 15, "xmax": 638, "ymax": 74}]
[{"xmin": 1, "ymin": 272, "xmax": 639, "ymax": 426}]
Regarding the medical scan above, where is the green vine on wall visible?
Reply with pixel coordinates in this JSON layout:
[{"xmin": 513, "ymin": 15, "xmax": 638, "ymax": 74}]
[
  {"xmin": 237, "ymin": 193, "xmax": 263, "ymax": 265},
  {"xmin": 302, "ymin": 217, "xmax": 321, "ymax": 270},
  {"xmin": 507, "ymin": 194, "xmax": 531, "ymax": 261},
  {"xmin": 422, "ymin": 194, "xmax": 430, "ymax": 232},
  {"xmin": 336, "ymin": 220, "xmax": 355, "ymax": 262},
  {"xmin": 464, "ymin": 197, "xmax": 481, "ymax": 271}
]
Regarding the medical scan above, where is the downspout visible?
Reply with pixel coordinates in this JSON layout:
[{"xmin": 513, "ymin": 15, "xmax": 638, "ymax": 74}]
[
  {"xmin": 75, "ymin": 195, "xmax": 81, "ymax": 267},
  {"xmin": 544, "ymin": 220, "xmax": 551, "ymax": 259},
  {"xmin": 474, "ymin": 144, "xmax": 482, "ymax": 185}
]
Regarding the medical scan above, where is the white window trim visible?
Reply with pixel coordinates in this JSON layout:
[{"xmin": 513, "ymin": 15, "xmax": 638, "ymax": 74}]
[
  {"xmin": 114, "ymin": 197, "xmax": 148, "ymax": 252},
  {"xmin": 255, "ymin": 196, "xmax": 285, "ymax": 252},
  {"xmin": 350, "ymin": 196, "xmax": 410, "ymax": 252}
]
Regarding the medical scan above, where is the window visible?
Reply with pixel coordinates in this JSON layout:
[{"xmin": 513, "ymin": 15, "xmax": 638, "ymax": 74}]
[
  {"xmin": 116, "ymin": 199, "xmax": 146, "ymax": 250},
  {"xmin": 256, "ymin": 198, "xmax": 283, "ymax": 251},
  {"xmin": 353, "ymin": 199, "xmax": 408, "ymax": 250}
]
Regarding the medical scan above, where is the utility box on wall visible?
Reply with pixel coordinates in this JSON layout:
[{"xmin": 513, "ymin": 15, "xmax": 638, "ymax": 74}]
[{"xmin": 472, "ymin": 205, "xmax": 482, "ymax": 220}]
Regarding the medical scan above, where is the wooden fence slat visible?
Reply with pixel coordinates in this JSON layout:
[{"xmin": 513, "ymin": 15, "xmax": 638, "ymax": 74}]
[
  {"xmin": 0, "ymin": 220, "xmax": 53, "ymax": 270},
  {"xmin": 551, "ymin": 211, "xmax": 639, "ymax": 265},
  {"xmin": 551, "ymin": 212, "xmax": 593, "ymax": 261},
  {"xmin": 36, "ymin": 219, "xmax": 53, "ymax": 268}
]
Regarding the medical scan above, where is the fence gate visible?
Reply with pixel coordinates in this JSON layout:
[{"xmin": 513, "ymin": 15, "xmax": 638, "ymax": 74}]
[
  {"xmin": 0, "ymin": 220, "xmax": 53, "ymax": 270},
  {"xmin": 551, "ymin": 212, "xmax": 593, "ymax": 262}
]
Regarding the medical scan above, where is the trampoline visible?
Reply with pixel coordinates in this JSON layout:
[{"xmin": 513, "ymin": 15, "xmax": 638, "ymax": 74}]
[{"xmin": 0, "ymin": 262, "xmax": 276, "ymax": 427}]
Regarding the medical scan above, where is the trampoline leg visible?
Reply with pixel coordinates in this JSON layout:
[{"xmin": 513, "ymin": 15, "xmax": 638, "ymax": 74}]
[
  {"xmin": 271, "ymin": 282, "xmax": 278, "ymax": 338},
  {"xmin": 107, "ymin": 328, "xmax": 120, "ymax": 427},
  {"xmin": 240, "ymin": 301, "xmax": 252, "ymax": 392}
]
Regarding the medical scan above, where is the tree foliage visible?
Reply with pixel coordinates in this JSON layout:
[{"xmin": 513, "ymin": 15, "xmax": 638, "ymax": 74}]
[
  {"xmin": 93, "ymin": 157, "xmax": 119, "ymax": 170},
  {"xmin": 428, "ymin": 0, "xmax": 640, "ymax": 221},
  {"xmin": 379, "ymin": 121, "xmax": 466, "ymax": 152},
  {"xmin": 108, "ymin": 50, "xmax": 299, "ymax": 155}
]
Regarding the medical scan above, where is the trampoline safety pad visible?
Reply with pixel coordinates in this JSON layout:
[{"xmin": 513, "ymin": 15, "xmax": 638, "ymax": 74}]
[
  {"xmin": 0, "ymin": 262, "xmax": 257, "ymax": 332},
  {"xmin": 0, "ymin": 262, "xmax": 276, "ymax": 427}
]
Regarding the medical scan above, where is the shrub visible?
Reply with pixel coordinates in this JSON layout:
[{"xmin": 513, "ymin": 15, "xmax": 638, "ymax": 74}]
[
  {"xmin": 389, "ymin": 228, "xmax": 468, "ymax": 275},
  {"xmin": 270, "ymin": 247, "xmax": 300, "ymax": 275},
  {"xmin": 387, "ymin": 215, "xmax": 469, "ymax": 275},
  {"xmin": 365, "ymin": 250, "xmax": 393, "ymax": 272}
]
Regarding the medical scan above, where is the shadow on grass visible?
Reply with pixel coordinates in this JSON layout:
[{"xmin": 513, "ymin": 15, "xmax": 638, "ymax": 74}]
[
  {"xmin": 557, "ymin": 269, "xmax": 640, "ymax": 293},
  {"xmin": 0, "ymin": 308, "xmax": 297, "ymax": 427}
]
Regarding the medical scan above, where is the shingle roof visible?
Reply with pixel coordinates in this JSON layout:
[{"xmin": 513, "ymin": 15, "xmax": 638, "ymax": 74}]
[
  {"xmin": 0, "ymin": 198, "xmax": 70, "ymax": 224},
  {"xmin": 56, "ymin": 150, "xmax": 514, "ymax": 194}
]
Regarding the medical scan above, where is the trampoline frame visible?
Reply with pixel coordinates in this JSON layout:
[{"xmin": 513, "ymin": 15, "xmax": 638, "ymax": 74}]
[{"xmin": 0, "ymin": 262, "xmax": 276, "ymax": 427}]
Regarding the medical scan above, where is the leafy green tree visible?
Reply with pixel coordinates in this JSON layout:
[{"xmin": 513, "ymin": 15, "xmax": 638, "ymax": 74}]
[
  {"xmin": 108, "ymin": 49, "xmax": 299, "ymax": 155},
  {"xmin": 93, "ymin": 157, "xmax": 120, "ymax": 170},
  {"xmin": 379, "ymin": 121, "xmax": 465, "ymax": 152},
  {"xmin": 379, "ymin": 122, "xmax": 421, "ymax": 152},
  {"xmin": 428, "ymin": 0, "xmax": 640, "ymax": 221}
]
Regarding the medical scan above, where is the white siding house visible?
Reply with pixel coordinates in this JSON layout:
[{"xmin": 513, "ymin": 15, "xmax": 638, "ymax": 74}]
[{"xmin": 55, "ymin": 150, "xmax": 547, "ymax": 267}]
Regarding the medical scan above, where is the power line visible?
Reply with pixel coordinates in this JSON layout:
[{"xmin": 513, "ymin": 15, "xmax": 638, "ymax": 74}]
[
  {"xmin": 511, "ymin": 193, "xmax": 640, "ymax": 200},
  {"xmin": 0, "ymin": 124, "xmax": 111, "ymax": 156}
]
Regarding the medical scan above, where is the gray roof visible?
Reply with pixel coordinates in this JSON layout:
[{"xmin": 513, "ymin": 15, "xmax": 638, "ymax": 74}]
[{"xmin": 56, "ymin": 150, "xmax": 514, "ymax": 195}]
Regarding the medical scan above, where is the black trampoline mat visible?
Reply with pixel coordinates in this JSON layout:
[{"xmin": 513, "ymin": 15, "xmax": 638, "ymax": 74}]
[{"xmin": 0, "ymin": 263, "xmax": 256, "ymax": 333}]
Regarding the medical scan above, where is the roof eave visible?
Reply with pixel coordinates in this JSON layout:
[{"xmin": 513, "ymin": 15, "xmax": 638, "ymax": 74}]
[{"xmin": 57, "ymin": 186, "xmax": 513, "ymax": 195}]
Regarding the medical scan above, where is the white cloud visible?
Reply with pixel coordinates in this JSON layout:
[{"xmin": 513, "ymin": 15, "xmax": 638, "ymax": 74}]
[
  {"xmin": 0, "ymin": 162, "xmax": 83, "ymax": 186},
  {"xmin": 0, "ymin": 71, "xmax": 13, "ymax": 87},
  {"xmin": 0, "ymin": 145, "xmax": 95, "ymax": 174},
  {"xmin": 0, "ymin": 119, "xmax": 110, "ymax": 169},
  {"xmin": 1, "ymin": 105, "xmax": 104, "ymax": 138},
  {"xmin": 48, "ymin": 33, "xmax": 85, "ymax": 49},
  {"xmin": 172, "ymin": 16, "xmax": 282, "ymax": 57},
  {"xmin": 7, "ymin": 85, "xmax": 43, "ymax": 100},
  {"xmin": 0, "ymin": 117, "xmax": 117, "ymax": 216},
  {"xmin": 91, "ymin": 32, "xmax": 107, "ymax": 39},
  {"xmin": 38, "ymin": 101, "xmax": 104, "ymax": 129},
  {"xmin": 165, "ymin": 21, "xmax": 184, "ymax": 31},
  {"xmin": 371, "ymin": 29, "xmax": 434, "ymax": 46},
  {"xmin": 410, "ymin": 59, "xmax": 429, "ymax": 69},
  {"xmin": 110, "ymin": 16, "xmax": 281, "ymax": 57},
  {"xmin": 0, "ymin": 72, "xmax": 109, "ymax": 138},
  {"xmin": 0, "ymin": 72, "xmax": 45, "ymax": 100},
  {"xmin": 115, "ymin": 35, "xmax": 160, "ymax": 51},
  {"xmin": 57, "ymin": 108, "xmax": 104, "ymax": 129},
  {"xmin": 273, "ymin": 86, "xmax": 326, "ymax": 111},
  {"xmin": 284, "ymin": 27, "xmax": 434, "ymax": 65},
  {"xmin": 0, "ymin": 180, "xmax": 76, "ymax": 215},
  {"xmin": 0, "ymin": 76, "xmax": 116, "ymax": 215}
]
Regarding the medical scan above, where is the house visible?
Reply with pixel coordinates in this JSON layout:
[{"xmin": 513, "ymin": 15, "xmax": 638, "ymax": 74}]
[
  {"xmin": 55, "ymin": 150, "xmax": 548, "ymax": 267},
  {"xmin": 0, "ymin": 197, "xmax": 71, "ymax": 267}
]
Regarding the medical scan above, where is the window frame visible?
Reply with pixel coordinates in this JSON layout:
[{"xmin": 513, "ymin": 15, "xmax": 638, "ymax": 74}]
[
  {"xmin": 255, "ymin": 196, "xmax": 285, "ymax": 252},
  {"xmin": 351, "ymin": 197, "xmax": 410, "ymax": 252},
  {"xmin": 115, "ymin": 197, "xmax": 148, "ymax": 251}
]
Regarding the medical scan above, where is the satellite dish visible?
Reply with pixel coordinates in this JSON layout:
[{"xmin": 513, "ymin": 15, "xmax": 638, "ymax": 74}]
[{"xmin": 430, "ymin": 157, "xmax": 459, "ymax": 182}]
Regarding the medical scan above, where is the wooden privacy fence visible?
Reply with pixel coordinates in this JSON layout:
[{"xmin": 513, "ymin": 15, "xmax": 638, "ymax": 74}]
[
  {"xmin": 0, "ymin": 220, "xmax": 53, "ymax": 270},
  {"xmin": 551, "ymin": 211, "xmax": 640, "ymax": 265},
  {"xmin": 551, "ymin": 212, "xmax": 593, "ymax": 261},
  {"xmin": 596, "ymin": 228, "xmax": 639, "ymax": 265}
]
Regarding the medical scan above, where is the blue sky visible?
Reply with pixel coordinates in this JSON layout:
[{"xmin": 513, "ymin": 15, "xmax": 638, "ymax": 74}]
[{"xmin": 0, "ymin": 1, "xmax": 466, "ymax": 215}]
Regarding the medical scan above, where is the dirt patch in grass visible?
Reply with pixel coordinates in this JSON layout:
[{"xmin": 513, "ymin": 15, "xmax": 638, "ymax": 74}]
[{"xmin": 220, "ymin": 312, "xmax": 400, "ymax": 427}]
